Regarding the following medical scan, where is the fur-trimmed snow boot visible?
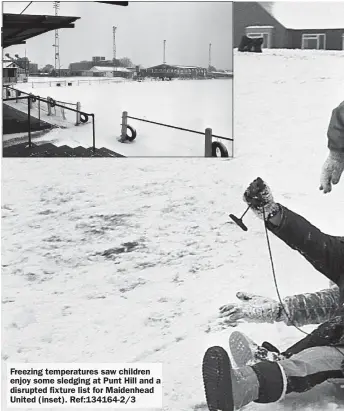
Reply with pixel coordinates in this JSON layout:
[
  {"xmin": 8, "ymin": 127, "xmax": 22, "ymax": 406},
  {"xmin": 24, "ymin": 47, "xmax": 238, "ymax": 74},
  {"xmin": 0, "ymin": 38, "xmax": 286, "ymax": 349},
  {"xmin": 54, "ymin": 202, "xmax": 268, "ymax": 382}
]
[
  {"xmin": 229, "ymin": 331, "xmax": 285, "ymax": 367},
  {"xmin": 202, "ymin": 346, "xmax": 259, "ymax": 411},
  {"xmin": 202, "ymin": 346, "xmax": 287, "ymax": 411}
]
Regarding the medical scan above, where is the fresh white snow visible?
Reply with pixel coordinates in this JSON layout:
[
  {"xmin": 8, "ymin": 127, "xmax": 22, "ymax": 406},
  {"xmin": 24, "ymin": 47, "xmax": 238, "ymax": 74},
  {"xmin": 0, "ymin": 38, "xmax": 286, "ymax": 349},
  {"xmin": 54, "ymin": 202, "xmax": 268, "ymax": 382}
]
[
  {"xmin": 7, "ymin": 77, "xmax": 233, "ymax": 157},
  {"xmin": 2, "ymin": 49, "xmax": 344, "ymax": 411}
]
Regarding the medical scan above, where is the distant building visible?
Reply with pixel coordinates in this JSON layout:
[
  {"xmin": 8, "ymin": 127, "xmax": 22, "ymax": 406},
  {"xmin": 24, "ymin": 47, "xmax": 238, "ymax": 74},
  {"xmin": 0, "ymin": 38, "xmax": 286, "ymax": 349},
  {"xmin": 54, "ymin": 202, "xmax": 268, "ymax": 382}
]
[
  {"xmin": 234, "ymin": 2, "xmax": 344, "ymax": 50},
  {"xmin": 208, "ymin": 70, "xmax": 233, "ymax": 79},
  {"xmin": 29, "ymin": 63, "xmax": 38, "ymax": 74},
  {"xmin": 92, "ymin": 56, "xmax": 106, "ymax": 63},
  {"xmin": 141, "ymin": 64, "xmax": 207, "ymax": 79},
  {"xmin": 2, "ymin": 60, "xmax": 28, "ymax": 83},
  {"xmin": 69, "ymin": 58, "xmax": 122, "ymax": 75},
  {"xmin": 3, "ymin": 61, "xmax": 18, "ymax": 83},
  {"xmin": 69, "ymin": 60, "xmax": 94, "ymax": 73},
  {"xmin": 113, "ymin": 67, "xmax": 134, "ymax": 78},
  {"xmin": 89, "ymin": 66, "xmax": 116, "ymax": 77}
]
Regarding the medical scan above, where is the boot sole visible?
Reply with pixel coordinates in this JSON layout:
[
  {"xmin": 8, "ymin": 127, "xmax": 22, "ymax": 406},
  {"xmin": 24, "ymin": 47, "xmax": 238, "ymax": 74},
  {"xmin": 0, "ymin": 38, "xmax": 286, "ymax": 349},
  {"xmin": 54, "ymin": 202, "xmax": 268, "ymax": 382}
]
[
  {"xmin": 202, "ymin": 346, "xmax": 234, "ymax": 411},
  {"xmin": 229, "ymin": 331, "xmax": 255, "ymax": 367}
]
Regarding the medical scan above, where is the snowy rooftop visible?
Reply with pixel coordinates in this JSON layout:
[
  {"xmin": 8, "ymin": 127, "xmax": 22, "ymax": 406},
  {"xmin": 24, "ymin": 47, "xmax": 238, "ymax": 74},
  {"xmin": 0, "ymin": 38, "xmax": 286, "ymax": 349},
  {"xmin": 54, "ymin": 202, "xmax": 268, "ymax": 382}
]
[
  {"xmin": 265, "ymin": 2, "xmax": 344, "ymax": 30},
  {"xmin": 148, "ymin": 64, "xmax": 205, "ymax": 70},
  {"xmin": 90, "ymin": 66, "xmax": 132, "ymax": 72}
]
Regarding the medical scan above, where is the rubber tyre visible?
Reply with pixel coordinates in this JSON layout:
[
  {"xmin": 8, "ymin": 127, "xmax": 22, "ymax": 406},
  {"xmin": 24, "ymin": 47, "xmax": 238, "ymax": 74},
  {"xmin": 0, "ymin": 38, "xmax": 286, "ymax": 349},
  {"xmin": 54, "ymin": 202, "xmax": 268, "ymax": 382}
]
[
  {"xmin": 126, "ymin": 125, "xmax": 137, "ymax": 142},
  {"xmin": 80, "ymin": 113, "xmax": 89, "ymax": 124},
  {"xmin": 212, "ymin": 141, "xmax": 229, "ymax": 157},
  {"xmin": 48, "ymin": 98, "xmax": 56, "ymax": 108}
]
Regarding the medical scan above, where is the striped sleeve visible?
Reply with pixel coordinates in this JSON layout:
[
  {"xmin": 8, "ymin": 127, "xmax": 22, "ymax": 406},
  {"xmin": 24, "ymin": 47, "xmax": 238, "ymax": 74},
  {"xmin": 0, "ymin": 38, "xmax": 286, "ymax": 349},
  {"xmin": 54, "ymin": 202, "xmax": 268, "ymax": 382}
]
[{"xmin": 278, "ymin": 287, "xmax": 340, "ymax": 327}]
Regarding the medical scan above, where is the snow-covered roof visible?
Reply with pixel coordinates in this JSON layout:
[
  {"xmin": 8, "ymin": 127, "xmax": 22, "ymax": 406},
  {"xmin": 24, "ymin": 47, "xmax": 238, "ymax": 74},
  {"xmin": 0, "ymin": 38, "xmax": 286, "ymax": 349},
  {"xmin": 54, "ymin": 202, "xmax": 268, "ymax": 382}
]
[
  {"xmin": 89, "ymin": 66, "xmax": 132, "ymax": 72},
  {"xmin": 174, "ymin": 65, "xmax": 204, "ymax": 69},
  {"xmin": 147, "ymin": 64, "xmax": 205, "ymax": 70},
  {"xmin": 90, "ymin": 66, "xmax": 116, "ymax": 72},
  {"xmin": 264, "ymin": 2, "xmax": 344, "ymax": 30},
  {"xmin": 113, "ymin": 67, "xmax": 132, "ymax": 72},
  {"xmin": 4, "ymin": 62, "xmax": 19, "ymax": 69}
]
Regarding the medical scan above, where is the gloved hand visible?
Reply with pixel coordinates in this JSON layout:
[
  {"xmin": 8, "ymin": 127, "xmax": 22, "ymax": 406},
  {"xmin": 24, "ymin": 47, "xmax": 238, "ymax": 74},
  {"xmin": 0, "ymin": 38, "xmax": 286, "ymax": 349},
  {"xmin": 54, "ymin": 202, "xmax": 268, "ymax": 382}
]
[
  {"xmin": 218, "ymin": 292, "xmax": 282, "ymax": 326},
  {"xmin": 243, "ymin": 177, "xmax": 280, "ymax": 220},
  {"xmin": 320, "ymin": 150, "xmax": 344, "ymax": 193}
]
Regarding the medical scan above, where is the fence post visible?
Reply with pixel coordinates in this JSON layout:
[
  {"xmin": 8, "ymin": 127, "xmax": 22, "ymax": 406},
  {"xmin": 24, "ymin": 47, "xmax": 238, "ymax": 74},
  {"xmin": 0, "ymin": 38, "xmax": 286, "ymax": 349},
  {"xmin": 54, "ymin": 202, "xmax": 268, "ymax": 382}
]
[
  {"xmin": 75, "ymin": 102, "xmax": 81, "ymax": 126},
  {"xmin": 205, "ymin": 128, "xmax": 212, "ymax": 157},
  {"xmin": 121, "ymin": 111, "xmax": 128, "ymax": 141},
  {"xmin": 92, "ymin": 114, "xmax": 96, "ymax": 153},
  {"xmin": 47, "ymin": 97, "xmax": 52, "ymax": 116},
  {"xmin": 28, "ymin": 97, "xmax": 32, "ymax": 148}
]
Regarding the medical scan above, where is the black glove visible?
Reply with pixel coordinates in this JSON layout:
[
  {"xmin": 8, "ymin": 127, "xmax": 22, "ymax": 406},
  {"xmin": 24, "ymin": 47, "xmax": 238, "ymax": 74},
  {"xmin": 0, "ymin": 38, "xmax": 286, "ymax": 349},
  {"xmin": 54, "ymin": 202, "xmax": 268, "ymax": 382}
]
[{"xmin": 243, "ymin": 177, "xmax": 280, "ymax": 220}]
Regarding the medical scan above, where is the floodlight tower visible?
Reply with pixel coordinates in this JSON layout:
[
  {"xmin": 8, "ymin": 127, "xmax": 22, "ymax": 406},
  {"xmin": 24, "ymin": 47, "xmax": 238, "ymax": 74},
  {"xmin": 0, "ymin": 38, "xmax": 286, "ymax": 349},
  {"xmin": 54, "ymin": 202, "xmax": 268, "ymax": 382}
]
[
  {"xmin": 163, "ymin": 40, "xmax": 166, "ymax": 64},
  {"xmin": 208, "ymin": 42, "xmax": 212, "ymax": 70},
  {"xmin": 113, "ymin": 26, "xmax": 117, "ymax": 62},
  {"xmin": 53, "ymin": 1, "xmax": 60, "ymax": 76}
]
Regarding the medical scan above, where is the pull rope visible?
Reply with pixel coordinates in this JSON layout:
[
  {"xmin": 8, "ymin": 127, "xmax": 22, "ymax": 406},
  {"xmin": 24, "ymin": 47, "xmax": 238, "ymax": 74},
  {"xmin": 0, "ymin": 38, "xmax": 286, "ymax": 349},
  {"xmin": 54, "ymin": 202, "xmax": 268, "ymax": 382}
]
[
  {"xmin": 262, "ymin": 208, "xmax": 309, "ymax": 336},
  {"xmin": 261, "ymin": 207, "xmax": 344, "ymax": 358}
]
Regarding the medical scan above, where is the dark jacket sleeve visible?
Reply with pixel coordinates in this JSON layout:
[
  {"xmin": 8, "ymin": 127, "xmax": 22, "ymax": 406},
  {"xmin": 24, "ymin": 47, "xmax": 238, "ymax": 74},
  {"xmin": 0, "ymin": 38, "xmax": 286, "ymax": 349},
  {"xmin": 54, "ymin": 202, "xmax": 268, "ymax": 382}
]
[
  {"xmin": 266, "ymin": 205, "xmax": 344, "ymax": 286},
  {"xmin": 327, "ymin": 101, "xmax": 344, "ymax": 153},
  {"xmin": 280, "ymin": 287, "xmax": 340, "ymax": 327}
]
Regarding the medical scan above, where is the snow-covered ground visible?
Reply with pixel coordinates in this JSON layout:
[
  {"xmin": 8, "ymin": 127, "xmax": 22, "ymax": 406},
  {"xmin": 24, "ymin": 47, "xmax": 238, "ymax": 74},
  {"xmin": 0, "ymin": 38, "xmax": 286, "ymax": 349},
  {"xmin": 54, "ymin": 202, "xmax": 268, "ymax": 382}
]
[
  {"xmin": 2, "ymin": 49, "xmax": 344, "ymax": 411},
  {"xmin": 5, "ymin": 77, "xmax": 233, "ymax": 157}
]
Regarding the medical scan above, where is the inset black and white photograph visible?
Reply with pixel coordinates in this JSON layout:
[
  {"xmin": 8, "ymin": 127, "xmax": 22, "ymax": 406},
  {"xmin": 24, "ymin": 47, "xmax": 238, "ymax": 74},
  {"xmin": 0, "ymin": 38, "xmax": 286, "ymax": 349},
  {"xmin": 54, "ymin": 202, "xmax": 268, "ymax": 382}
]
[{"xmin": 2, "ymin": 1, "xmax": 233, "ymax": 157}]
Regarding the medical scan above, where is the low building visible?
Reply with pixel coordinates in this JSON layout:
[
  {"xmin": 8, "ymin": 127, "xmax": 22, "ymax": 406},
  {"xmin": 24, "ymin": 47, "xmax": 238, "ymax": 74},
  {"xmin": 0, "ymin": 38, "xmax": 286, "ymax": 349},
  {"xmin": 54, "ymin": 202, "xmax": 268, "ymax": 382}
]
[
  {"xmin": 208, "ymin": 70, "xmax": 233, "ymax": 79},
  {"xmin": 82, "ymin": 66, "xmax": 134, "ymax": 78},
  {"xmin": 113, "ymin": 67, "xmax": 134, "ymax": 78},
  {"xmin": 234, "ymin": 2, "xmax": 344, "ymax": 50},
  {"xmin": 69, "ymin": 59, "xmax": 121, "ymax": 74},
  {"xmin": 2, "ymin": 60, "xmax": 28, "ymax": 83},
  {"xmin": 69, "ymin": 61, "xmax": 94, "ymax": 72},
  {"xmin": 141, "ymin": 64, "xmax": 207, "ymax": 79},
  {"xmin": 3, "ymin": 62, "xmax": 18, "ymax": 84},
  {"xmin": 89, "ymin": 66, "xmax": 116, "ymax": 77}
]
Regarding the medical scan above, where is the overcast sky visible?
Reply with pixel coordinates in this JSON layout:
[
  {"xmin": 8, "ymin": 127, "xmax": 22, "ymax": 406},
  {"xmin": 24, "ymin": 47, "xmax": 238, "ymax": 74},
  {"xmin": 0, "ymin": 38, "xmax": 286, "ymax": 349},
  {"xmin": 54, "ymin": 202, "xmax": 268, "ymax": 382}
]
[{"xmin": 3, "ymin": 1, "xmax": 233, "ymax": 70}]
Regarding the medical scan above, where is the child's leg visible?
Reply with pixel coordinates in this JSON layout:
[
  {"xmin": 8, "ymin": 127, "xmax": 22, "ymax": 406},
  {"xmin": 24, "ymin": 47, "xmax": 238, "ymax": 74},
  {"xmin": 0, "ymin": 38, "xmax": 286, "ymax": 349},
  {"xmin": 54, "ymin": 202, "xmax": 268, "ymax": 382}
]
[
  {"xmin": 203, "ymin": 345, "xmax": 344, "ymax": 411},
  {"xmin": 277, "ymin": 346, "xmax": 344, "ymax": 395}
]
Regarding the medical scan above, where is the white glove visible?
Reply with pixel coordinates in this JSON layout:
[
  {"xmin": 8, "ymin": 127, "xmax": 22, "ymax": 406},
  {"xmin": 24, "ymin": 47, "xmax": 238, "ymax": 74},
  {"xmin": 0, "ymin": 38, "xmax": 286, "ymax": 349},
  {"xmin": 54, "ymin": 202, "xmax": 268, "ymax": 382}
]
[
  {"xmin": 320, "ymin": 150, "xmax": 344, "ymax": 193},
  {"xmin": 218, "ymin": 292, "xmax": 282, "ymax": 326}
]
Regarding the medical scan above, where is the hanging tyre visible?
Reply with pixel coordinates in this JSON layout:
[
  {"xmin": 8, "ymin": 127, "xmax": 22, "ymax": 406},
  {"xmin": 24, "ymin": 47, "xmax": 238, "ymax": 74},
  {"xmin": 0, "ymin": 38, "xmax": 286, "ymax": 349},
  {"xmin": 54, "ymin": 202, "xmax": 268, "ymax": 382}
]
[
  {"xmin": 80, "ymin": 113, "xmax": 89, "ymax": 123},
  {"xmin": 126, "ymin": 124, "xmax": 137, "ymax": 142},
  {"xmin": 29, "ymin": 94, "xmax": 37, "ymax": 103},
  {"xmin": 48, "ymin": 97, "xmax": 56, "ymax": 107},
  {"xmin": 212, "ymin": 141, "xmax": 229, "ymax": 157}
]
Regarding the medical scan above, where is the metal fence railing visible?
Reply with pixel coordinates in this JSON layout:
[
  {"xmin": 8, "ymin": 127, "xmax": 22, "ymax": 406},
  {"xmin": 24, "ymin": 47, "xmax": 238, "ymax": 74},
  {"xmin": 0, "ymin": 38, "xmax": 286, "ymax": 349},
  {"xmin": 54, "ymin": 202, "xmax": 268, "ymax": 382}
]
[
  {"xmin": 13, "ymin": 78, "xmax": 129, "ymax": 89},
  {"xmin": 3, "ymin": 85, "xmax": 96, "ymax": 151},
  {"xmin": 120, "ymin": 111, "xmax": 234, "ymax": 157}
]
